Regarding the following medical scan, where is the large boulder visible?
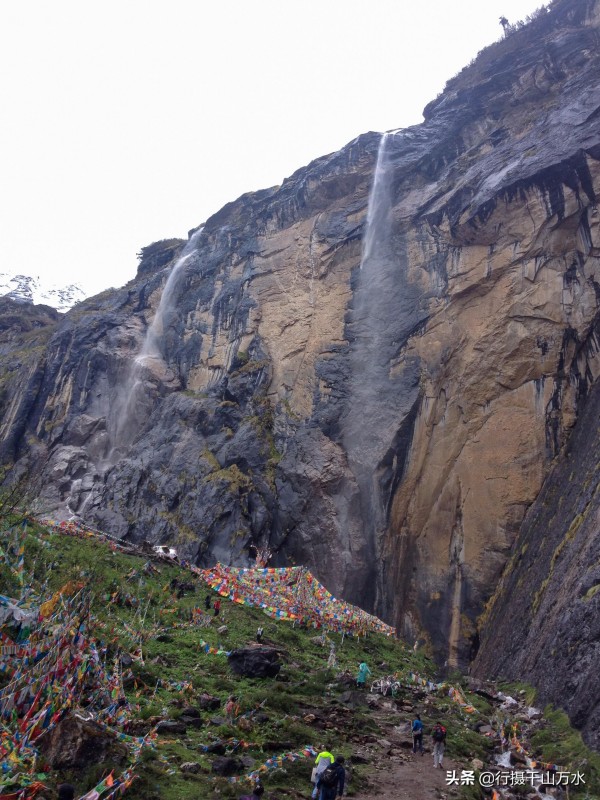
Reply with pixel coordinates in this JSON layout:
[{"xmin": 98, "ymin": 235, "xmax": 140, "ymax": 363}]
[
  {"xmin": 227, "ymin": 647, "xmax": 281, "ymax": 678},
  {"xmin": 155, "ymin": 719, "xmax": 187, "ymax": 735},
  {"xmin": 198, "ymin": 693, "xmax": 221, "ymax": 710},
  {"xmin": 339, "ymin": 690, "xmax": 369, "ymax": 709},
  {"xmin": 211, "ymin": 756, "xmax": 243, "ymax": 776},
  {"xmin": 37, "ymin": 713, "xmax": 128, "ymax": 769}
]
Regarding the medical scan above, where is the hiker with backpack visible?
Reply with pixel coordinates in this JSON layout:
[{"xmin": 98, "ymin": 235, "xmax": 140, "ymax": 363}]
[
  {"xmin": 311, "ymin": 746, "xmax": 334, "ymax": 799},
  {"xmin": 316, "ymin": 755, "xmax": 345, "ymax": 800},
  {"xmin": 432, "ymin": 721, "xmax": 447, "ymax": 768},
  {"xmin": 412, "ymin": 713, "xmax": 424, "ymax": 755}
]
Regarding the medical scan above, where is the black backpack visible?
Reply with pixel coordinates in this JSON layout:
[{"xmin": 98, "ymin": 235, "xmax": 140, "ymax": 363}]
[{"xmin": 320, "ymin": 764, "xmax": 339, "ymax": 788}]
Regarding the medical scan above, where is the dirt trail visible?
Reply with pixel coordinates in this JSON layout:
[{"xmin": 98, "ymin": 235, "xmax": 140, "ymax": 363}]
[
  {"xmin": 352, "ymin": 752, "xmax": 462, "ymax": 799},
  {"xmin": 344, "ymin": 697, "xmax": 464, "ymax": 800}
]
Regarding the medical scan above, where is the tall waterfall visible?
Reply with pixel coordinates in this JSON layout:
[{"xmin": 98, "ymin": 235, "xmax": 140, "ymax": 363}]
[
  {"xmin": 343, "ymin": 132, "xmax": 397, "ymax": 473},
  {"xmin": 340, "ymin": 130, "xmax": 420, "ymax": 611},
  {"xmin": 109, "ymin": 228, "xmax": 204, "ymax": 457}
]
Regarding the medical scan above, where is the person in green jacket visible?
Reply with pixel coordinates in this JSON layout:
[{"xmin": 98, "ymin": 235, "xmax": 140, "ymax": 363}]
[
  {"xmin": 312, "ymin": 746, "xmax": 334, "ymax": 798},
  {"xmin": 356, "ymin": 661, "xmax": 371, "ymax": 688}
]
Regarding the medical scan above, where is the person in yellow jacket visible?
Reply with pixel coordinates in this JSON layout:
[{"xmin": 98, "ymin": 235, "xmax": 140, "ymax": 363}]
[{"xmin": 311, "ymin": 747, "xmax": 334, "ymax": 799}]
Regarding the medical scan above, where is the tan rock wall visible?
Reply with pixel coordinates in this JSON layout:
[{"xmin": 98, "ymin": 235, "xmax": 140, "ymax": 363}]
[{"xmin": 384, "ymin": 162, "xmax": 600, "ymax": 664}]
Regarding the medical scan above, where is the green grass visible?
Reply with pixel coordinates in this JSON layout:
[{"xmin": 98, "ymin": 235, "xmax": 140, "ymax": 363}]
[
  {"xmin": 496, "ymin": 680, "xmax": 537, "ymax": 706},
  {"xmin": 2, "ymin": 520, "xmax": 598, "ymax": 800},
  {"xmin": 6, "ymin": 525, "xmax": 412, "ymax": 798},
  {"xmin": 530, "ymin": 706, "xmax": 600, "ymax": 793}
]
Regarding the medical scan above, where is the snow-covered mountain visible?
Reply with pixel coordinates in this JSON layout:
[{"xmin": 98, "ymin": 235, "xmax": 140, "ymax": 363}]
[{"xmin": 0, "ymin": 273, "xmax": 86, "ymax": 312}]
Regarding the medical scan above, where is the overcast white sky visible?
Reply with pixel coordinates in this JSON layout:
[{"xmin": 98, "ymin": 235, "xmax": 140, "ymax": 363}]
[{"xmin": 1, "ymin": 0, "xmax": 547, "ymax": 298}]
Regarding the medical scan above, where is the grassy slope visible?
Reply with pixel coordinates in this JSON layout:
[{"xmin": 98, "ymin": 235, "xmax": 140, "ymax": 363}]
[{"xmin": 3, "ymin": 523, "xmax": 600, "ymax": 800}]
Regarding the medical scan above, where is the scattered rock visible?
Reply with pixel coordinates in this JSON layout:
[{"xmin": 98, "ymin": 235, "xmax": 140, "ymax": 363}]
[
  {"xmin": 525, "ymin": 706, "xmax": 543, "ymax": 720},
  {"xmin": 467, "ymin": 678, "xmax": 500, "ymax": 702},
  {"xmin": 394, "ymin": 723, "xmax": 412, "ymax": 735},
  {"xmin": 217, "ymin": 625, "xmax": 228, "ymax": 634},
  {"xmin": 181, "ymin": 706, "xmax": 201, "ymax": 718},
  {"xmin": 199, "ymin": 693, "xmax": 221, "ymax": 711},
  {"xmin": 156, "ymin": 720, "xmax": 187, "ymax": 735},
  {"xmin": 181, "ymin": 762, "xmax": 200, "ymax": 774},
  {"xmin": 38, "ymin": 713, "xmax": 128, "ymax": 769},
  {"xmin": 397, "ymin": 737, "xmax": 414, "ymax": 750},
  {"xmin": 263, "ymin": 741, "xmax": 293, "ymax": 751},
  {"xmin": 123, "ymin": 719, "xmax": 152, "ymax": 735},
  {"xmin": 204, "ymin": 742, "xmax": 226, "ymax": 755},
  {"xmin": 498, "ymin": 693, "xmax": 518, "ymax": 708},
  {"xmin": 181, "ymin": 716, "xmax": 203, "ymax": 729},
  {"xmin": 471, "ymin": 758, "xmax": 485, "ymax": 771},
  {"xmin": 510, "ymin": 750, "xmax": 528, "ymax": 766},
  {"xmin": 228, "ymin": 648, "xmax": 281, "ymax": 678},
  {"xmin": 339, "ymin": 690, "xmax": 368, "ymax": 708},
  {"xmin": 211, "ymin": 756, "xmax": 243, "ymax": 776}
]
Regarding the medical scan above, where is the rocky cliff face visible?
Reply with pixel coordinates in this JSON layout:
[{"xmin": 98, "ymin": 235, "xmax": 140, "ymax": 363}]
[
  {"xmin": 378, "ymin": 0, "xmax": 600, "ymax": 669},
  {"xmin": 1, "ymin": 0, "xmax": 600, "ymax": 717},
  {"xmin": 472, "ymin": 364, "xmax": 600, "ymax": 749}
]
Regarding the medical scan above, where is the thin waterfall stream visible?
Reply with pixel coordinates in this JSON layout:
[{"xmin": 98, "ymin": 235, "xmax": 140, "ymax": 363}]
[
  {"xmin": 108, "ymin": 227, "xmax": 204, "ymax": 459},
  {"xmin": 136, "ymin": 227, "xmax": 204, "ymax": 367},
  {"xmin": 340, "ymin": 130, "xmax": 417, "ymax": 611},
  {"xmin": 343, "ymin": 131, "xmax": 397, "ymax": 479}
]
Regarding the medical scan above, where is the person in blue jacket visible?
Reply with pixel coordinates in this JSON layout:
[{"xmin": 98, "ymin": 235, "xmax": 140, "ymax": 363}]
[{"xmin": 412, "ymin": 713, "xmax": 424, "ymax": 754}]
